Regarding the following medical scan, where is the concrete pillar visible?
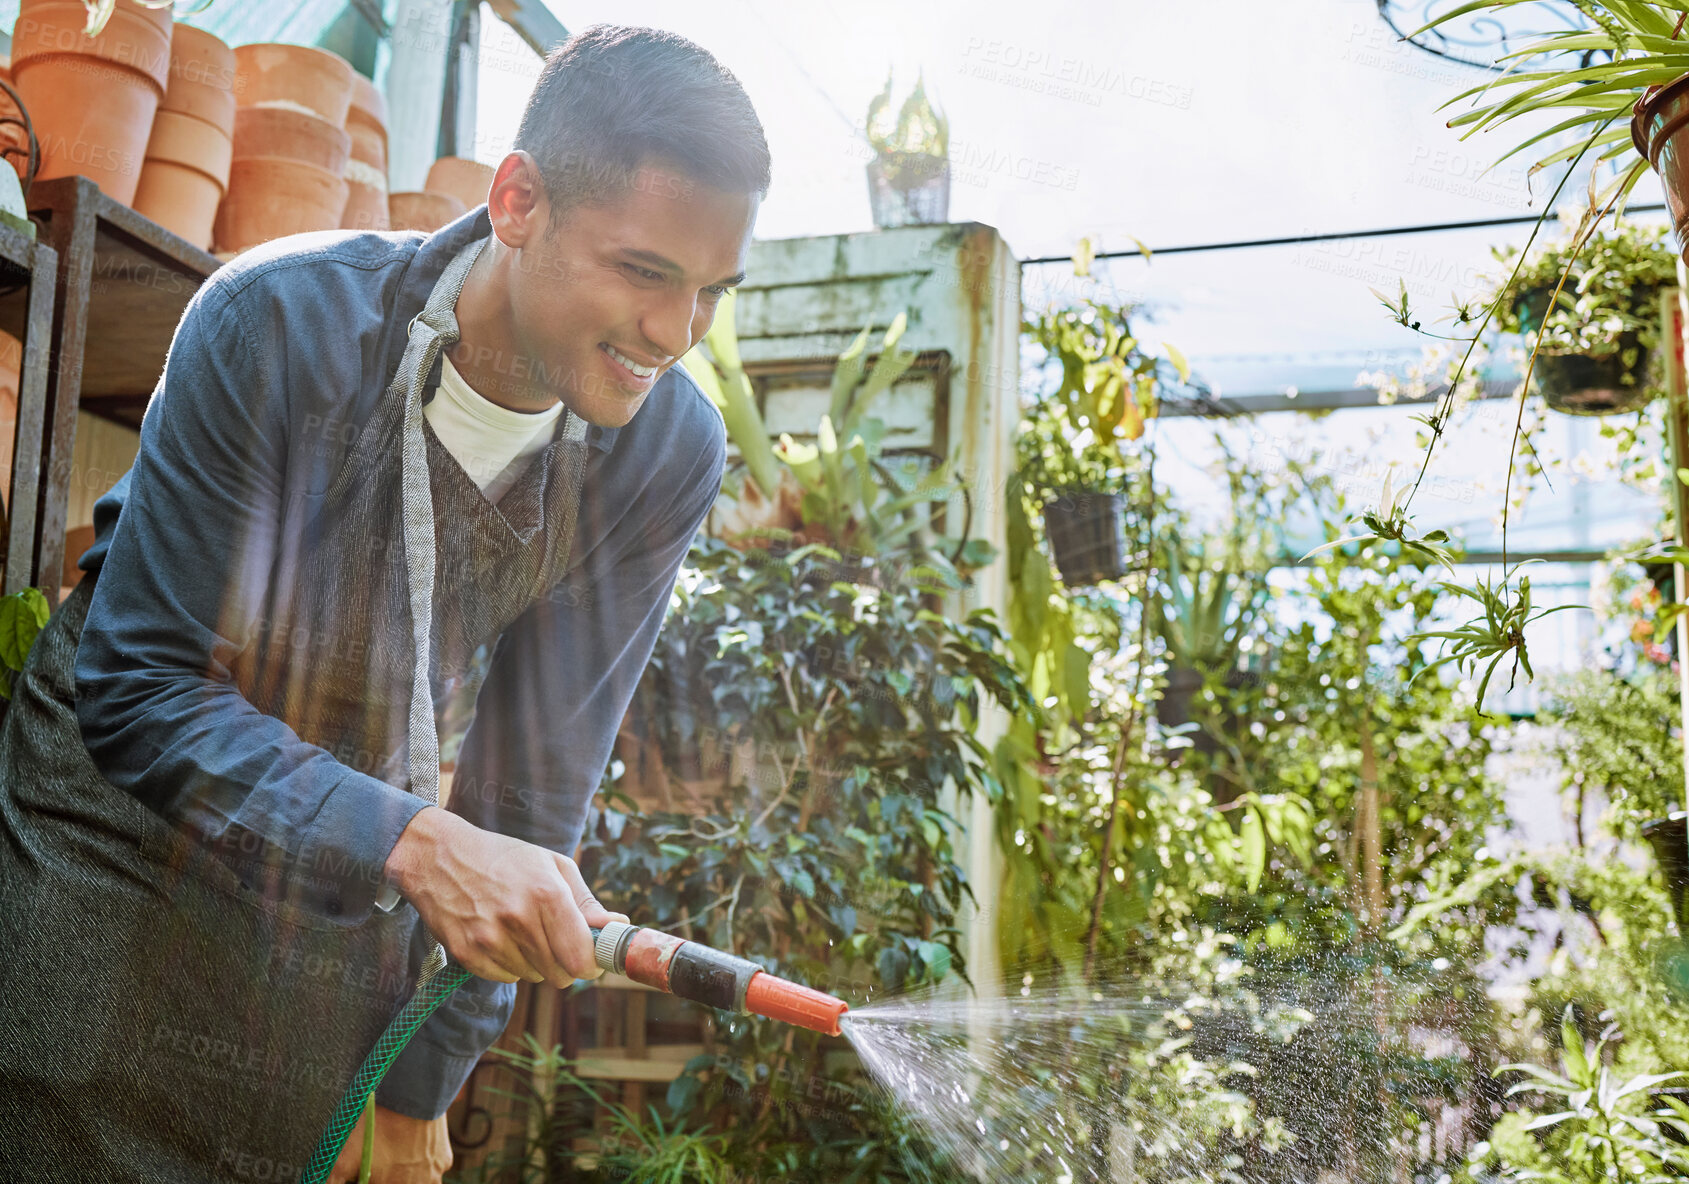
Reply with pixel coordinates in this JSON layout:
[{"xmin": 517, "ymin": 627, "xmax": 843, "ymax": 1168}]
[{"xmin": 734, "ymin": 223, "xmax": 1023, "ymax": 996}]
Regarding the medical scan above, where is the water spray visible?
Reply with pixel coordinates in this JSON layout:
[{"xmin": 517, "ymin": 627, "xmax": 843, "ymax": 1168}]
[{"xmin": 302, "ymin": 922, "xmax": 850, "ymax": 1182}]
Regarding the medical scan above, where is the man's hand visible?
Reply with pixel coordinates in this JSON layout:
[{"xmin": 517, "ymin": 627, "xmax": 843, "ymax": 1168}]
[
  {"xmin": 330, "ymin": 1104, "xmax": 450, "ymax": 1184},
  {"xmin": 384, "ymin": 806, "xmax": 629, "ymax": 985}
]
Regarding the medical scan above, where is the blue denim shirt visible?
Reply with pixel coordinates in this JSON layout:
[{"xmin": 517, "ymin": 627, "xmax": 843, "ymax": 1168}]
[{"xmin": 70, "ymin": 206, "xmax": 725, "ymax": 1118}]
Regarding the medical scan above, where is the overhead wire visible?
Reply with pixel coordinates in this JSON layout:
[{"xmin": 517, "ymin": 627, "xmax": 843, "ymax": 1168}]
[{"xmin": 1018, "ymin": 203, "xmax": 1671, "ymax": 266}]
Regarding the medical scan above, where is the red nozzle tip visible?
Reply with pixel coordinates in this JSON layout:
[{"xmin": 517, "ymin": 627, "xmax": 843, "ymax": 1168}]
[{"xmin": 744, "ymin": 970, "xmax": 849, "ymax": 1037}]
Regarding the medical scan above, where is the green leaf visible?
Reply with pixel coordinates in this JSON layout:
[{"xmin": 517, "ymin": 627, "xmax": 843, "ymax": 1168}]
[
  {"xmin": 917, "ymin": 939, "xmax": 952, "ymax": 981},
  {"xmin": 877, "ymin": 945, "xmax": 910, "ymax": 990},
  {"xmin": 1163, "ymin": 342, "xmax": 1190, "ymax": 385},
  {"xmin": 1560, "ymin": 1006, "xmax": 1591, "ymax": 1086},
  {"xmin": 1241, "ymin": 808, "xmax": 1266, "ymax": 893},
  {"xmin": 0, "ymin": 588, "xmax": 49, "ymax": 673}
]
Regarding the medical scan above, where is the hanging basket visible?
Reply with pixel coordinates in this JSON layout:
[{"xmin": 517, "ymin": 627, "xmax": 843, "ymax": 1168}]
[
  {"xmin": 1532, "ymin": 337, "xmax": 1656, "ymax": 417},
  {"xmin": 1041, "ymin": 490, "xmax": 1126, "ymax": 586},
  {"xmin": 866, "ymin": 152, "xmax": 949, "ymax": 229}
]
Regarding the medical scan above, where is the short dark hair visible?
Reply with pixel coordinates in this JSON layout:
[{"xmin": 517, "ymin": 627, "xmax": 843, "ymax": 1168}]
[{"xmin": 514, "ymin": 25, "xmax": 771, "ymax": 218}]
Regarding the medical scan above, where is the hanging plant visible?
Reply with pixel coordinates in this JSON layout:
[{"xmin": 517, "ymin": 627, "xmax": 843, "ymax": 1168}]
[
  {"xmin": 1017, "ymin": 299, "xmax": 1188, "ymax": 585},
  {"xmin": 1491, "ymin": 218, "xmax": 1676, "ymax": 416}
]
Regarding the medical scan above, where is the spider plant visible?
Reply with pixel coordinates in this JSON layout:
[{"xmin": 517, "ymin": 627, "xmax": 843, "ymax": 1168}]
[
  {"xmin": 1476, "ymin": 1005, "xmax": 1689, "ymax": 1182},
  {"xmin": 1418, "ymin": 1, "xmax": 1689, "ymax": 209},
  {"xmin": 1410, "ymin": 561, "xmax": 1578, "ymax": 714}
]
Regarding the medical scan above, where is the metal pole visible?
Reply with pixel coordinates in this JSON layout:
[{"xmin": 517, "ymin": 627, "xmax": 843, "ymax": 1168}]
[
  {"xmin": 1662, "ymin": 277, "xmax": 1689, "ymax": 813},
  {"xmin": 385, "ymin": 0, "xmax": 455, "ymax": 192}
]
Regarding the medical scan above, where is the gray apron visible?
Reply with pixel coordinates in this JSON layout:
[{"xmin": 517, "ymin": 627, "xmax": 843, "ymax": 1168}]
[{"xmin": 0, "ymin": 237, "xmax": 590, "ymax": 1182}]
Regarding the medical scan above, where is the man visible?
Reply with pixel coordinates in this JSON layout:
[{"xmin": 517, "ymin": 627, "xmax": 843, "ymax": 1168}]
[{"xmin": 0, "ymin": 24, "xmax": 767, "ymax": 1184}]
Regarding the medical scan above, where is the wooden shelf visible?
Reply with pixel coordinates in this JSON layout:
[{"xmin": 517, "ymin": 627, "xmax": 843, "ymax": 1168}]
[
  {"xmin": 574, "ymin": 1043, "xmax": 704, "ymax": 1083},
  {"xmin": 0, "ymin": 215, "xmax": 59, "ymax": 598},
  {"xmin": 21, "ymin": 176, "xmax": 220, "ymax": 603}
]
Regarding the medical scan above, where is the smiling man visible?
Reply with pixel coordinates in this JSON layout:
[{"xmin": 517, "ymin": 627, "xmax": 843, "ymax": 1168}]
[{"xmin": 0, "ymin": 25, "xmax": 765, "ymax": 1184}]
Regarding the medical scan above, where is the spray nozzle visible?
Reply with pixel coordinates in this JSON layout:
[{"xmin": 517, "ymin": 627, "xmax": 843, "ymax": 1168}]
[{"xmin": 591, "ymin": 921, "xmax": 849, "ymax": 1037}]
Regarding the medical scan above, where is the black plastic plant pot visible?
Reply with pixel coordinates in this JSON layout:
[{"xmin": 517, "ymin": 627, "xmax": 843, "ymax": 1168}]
[
  {"xmin": 1534, "ymin": 341, "xmax": 1656, "ymax": 416},
  {"xmin": 1644, "ymin": 813, "xmax": 1689, "ymax": 934},
  {"xmin": 1041, "ymin": 491, "xmax": 1126, "ymax": 586},
  {"xmin": 1156, "ymin": 666, "xmax": 1262, "ymax": 782}
]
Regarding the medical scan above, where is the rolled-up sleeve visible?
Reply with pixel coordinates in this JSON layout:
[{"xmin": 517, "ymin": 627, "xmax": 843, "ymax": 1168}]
[
  {"xmin": 74, "ymin": 281, "xmax": 427, "ymax": 921},
  {"xmin": 375, "ymin": 407, "xmax": 726, "ymax": 1119}
]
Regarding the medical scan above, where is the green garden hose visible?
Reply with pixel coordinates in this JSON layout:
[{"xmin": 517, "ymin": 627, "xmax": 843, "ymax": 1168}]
[
  {"xmin": 302, "ymin": 946, "xmax": 472, "ymax": 1184},
  {"xmin": 300, "ymin": 921, "xmax": 851, "ymax": 1183}
]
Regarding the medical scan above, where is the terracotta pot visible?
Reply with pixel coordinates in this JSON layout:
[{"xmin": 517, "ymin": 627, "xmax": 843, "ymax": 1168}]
[
  {"xmin": 12, "ymin": 53, "xmax": 158, "ymax": 204},
  {"xmin": 1635, "ymin": 75, "xmax": 1689, "ymax": 266},
  {"xmin": 232, "ymin": 42, "xmax": 353, "ymax": 126},
  {"xmin": 347, "ymin": 69, "xmax": 385, "ymax": 155},
  {"xmin": 215, "ymin": 157, "xmax": 347, "ymax": 252},
  {"xmin": 231, "ymin": 105, "xmax": 350, "ymax": 175},
  {"xmin": 12, "ymin": 0, "xmax": 172, "ymax": 92},
  {"xmin": 388, "ymin": 190, "xmax": 465, "ymax": 233},
  {"xmin": 341, "ymin": 178, "xmax": 389, "ymax": 232},
  {"xmin": 347, "ymin": 118, "xmax": 385, "ymax": 171},
  {"xmin": 134, "ymin": 159, "xmax": 221, "ymax": 248},
  {"xmin": 0, "ymin": 328, "xmax": 18, "ymax": 508},
  {"xmin": 0, "ymin": 64, "xmax": 30, "ymax": 184},
  {"xmin": 11, "ymin": 0, "xmax": 172, "ymax": 205},
  {"xmin": 424, "ymin": 156, "xmax": 494, "ymax": 210},
  {"xmin": 160, "ymin": 22, "xmax": 235, "ymax": 134},
  {"xmin": 132, "ymin": 111, "xmax": 229, "ymax": 248},
  {"xmin": 144, "ymin": 108, "xmax": 231, "ymax": 180}
]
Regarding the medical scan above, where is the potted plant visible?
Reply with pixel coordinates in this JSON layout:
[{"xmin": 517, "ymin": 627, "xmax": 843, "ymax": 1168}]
[
  {"xmin": 1152, "ymin": 537, "xmax": 1269, "ymax": 759},
  {"xmin": 683, "ymin": 291, "xmax": 986, "ymax": 575},
  {"xmin": 1490, "ymin": 219, "xmax": 1676, "ymax": 416},
  {"xmin": 1018, "ymin": 299, "xmax": 1181, "ymax": 586},
  {"xmin": 863, "ymin": 71, "xmax": 948, "ymax": 229}
]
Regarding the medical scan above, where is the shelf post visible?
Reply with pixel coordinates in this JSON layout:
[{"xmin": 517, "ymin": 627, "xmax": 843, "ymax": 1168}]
[{"xmin": 1665, "ymin": 278, "xmax": 1689, "ymax": 832}]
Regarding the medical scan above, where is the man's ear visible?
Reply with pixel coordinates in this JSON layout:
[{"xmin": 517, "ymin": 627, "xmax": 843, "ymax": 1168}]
[{"xmin": 487, "ymin": 150, "xmax": 550, "ymax": 248}]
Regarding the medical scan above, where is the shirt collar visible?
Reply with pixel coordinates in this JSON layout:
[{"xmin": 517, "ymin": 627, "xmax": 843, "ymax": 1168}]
[{"xmin": 407, "ymin": 205, "xmax": 620, "ymax": 455}]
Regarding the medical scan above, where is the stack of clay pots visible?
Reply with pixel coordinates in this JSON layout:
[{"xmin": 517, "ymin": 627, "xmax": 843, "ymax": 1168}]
[
  {"xmin": 389, "ymin": 156, "xmax": 495, "ymax": 233},
  {"xmin": 10, "ymin": 0, "xmax": 173, "ymax": 205},
  {"xmin": 214, "ymin": 42, "xmax": 353, "ymax": 253},
  {"xmin": 340, "ymin": 71, "xmax": 388, "ymax": 231},
  {"xmin": 132, "ymin": 24, "xmax": 234, "ymax": 250}
]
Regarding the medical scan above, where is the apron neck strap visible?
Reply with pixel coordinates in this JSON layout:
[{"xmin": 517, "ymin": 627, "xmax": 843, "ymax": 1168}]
[{"xmin": 399, "ymin": 235, "xmax": 488, "ymax": 809}]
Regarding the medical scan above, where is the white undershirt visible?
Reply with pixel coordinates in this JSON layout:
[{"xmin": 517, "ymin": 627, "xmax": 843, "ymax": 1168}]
[{"xmin": 426, "ymin": 353, "xmax": 564, "ymax": 503}]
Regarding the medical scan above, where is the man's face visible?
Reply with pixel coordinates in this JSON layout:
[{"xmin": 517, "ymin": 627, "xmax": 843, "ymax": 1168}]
[{"xmin": 503, "ymin": 158, "xmax": 758, "ymax": 428}]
